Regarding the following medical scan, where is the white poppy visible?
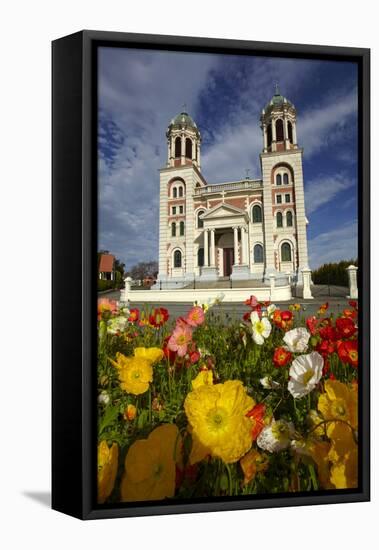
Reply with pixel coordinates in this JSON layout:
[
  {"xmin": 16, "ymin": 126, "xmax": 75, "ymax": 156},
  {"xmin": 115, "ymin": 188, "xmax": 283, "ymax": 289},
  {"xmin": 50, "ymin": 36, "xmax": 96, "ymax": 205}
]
[
  {"xmin": 257, "ymin": 419, "xmax": 295, "ymax": 453},
  {"xmin": 98, "ymin": 391, "xmax": 110, "ymax": 405},
  {"xmin": 107, "ymin": 316, "xmax": 128, "ymax": 334},
  {"xmin": 251, "ymin": 311, "xmax": 272, "ymax": 345},
  {"xmin": 283, "ymin": 327, "xmax": 310, "ymax": 353},
  {"xmin": 266, "ymin": 304, "xmax": 277, "ymax": 318},
  {"xmin": 288, "ymin": 352, "xmax": 324, "ymax": 399},
  {"xmin": 260, "ymin": 376, "xmax": 281, "ymax": 390}
]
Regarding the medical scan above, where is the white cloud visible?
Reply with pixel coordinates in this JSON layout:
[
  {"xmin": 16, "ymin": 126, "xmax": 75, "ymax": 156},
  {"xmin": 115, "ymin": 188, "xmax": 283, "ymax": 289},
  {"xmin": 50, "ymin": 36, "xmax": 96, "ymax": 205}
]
[
  {"xmin": 298, "ymin": 90, "xmax": 357, "ymax": 156},
  {"xmin": 304, "ymin": 172, "xmax": 356, "ymax": 215},
  {"xmin": 308, "ymin": 220, "xmax": 358, "ymax": 269}
]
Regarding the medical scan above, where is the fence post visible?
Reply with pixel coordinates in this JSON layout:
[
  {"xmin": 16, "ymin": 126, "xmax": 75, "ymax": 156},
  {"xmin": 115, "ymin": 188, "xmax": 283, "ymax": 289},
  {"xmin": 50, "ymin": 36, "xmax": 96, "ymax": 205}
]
[
  {"xmin": 121, "ymin": 276, "xmax": 132, "ymax": 304},
  {"xmin": 346, "ymin": 265, "xmax": 358, "ymax": 299},
  {"xmin": 301, "ymin": 267, "xmax": 313, "ymax": 299},
  {"xmin": 269, "ymin": 274, "xmax": 276, "ymax": 300}
]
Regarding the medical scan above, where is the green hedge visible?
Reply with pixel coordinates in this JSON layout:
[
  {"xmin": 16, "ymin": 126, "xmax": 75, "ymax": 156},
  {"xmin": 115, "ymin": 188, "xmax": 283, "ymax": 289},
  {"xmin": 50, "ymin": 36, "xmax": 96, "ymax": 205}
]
[{"xmin": 312, "ymin": 260, "xmax": 357, "ymax": 286}]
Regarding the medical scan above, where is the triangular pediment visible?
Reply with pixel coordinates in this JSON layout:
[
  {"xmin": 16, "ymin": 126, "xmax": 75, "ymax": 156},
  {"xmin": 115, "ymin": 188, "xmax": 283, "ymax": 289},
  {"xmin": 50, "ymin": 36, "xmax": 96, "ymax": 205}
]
[{"xmin": 201, "ymin": 202, "xmax": 247, "ymax": 220}]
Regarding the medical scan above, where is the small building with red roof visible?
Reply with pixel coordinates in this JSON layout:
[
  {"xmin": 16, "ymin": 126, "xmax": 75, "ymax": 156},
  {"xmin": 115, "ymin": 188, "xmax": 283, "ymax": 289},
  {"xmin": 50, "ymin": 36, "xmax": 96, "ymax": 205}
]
[{"xmin": 98, "ymin": 253, "xmax": 115, "ymax": 281}]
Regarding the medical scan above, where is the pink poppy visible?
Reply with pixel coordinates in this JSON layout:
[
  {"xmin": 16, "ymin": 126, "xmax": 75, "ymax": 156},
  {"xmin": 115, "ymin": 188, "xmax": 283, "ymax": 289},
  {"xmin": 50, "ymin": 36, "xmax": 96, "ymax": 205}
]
[
  {"xmin": 168, "ymin": 324, "xmax": 193, "ymax": 357},
  {"xmin": 186, "ymin": 306, "xmax": 205, "ymax": 327}
]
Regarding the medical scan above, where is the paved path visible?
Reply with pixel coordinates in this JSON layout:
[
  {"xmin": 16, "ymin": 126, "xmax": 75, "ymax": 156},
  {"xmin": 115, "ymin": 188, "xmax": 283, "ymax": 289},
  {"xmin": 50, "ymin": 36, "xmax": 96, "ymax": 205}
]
[{"xmin": 99, "ymin": 286, "xmax": 354, "ymax": 320}]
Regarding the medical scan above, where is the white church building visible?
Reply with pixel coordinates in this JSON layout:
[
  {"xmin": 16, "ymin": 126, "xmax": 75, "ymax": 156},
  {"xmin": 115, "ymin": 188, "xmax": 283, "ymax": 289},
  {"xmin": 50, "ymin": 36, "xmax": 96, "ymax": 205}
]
[{"xmin": 155, "ymin": 88, "xmax": 310, "ymax": 289}]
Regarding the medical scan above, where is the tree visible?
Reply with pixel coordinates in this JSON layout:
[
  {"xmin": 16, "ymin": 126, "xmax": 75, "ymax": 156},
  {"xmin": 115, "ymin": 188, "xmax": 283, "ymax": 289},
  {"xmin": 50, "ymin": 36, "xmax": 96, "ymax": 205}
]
[{"xmin": 129, "ymin": 261, "xmax": 158, "ymax": 281}]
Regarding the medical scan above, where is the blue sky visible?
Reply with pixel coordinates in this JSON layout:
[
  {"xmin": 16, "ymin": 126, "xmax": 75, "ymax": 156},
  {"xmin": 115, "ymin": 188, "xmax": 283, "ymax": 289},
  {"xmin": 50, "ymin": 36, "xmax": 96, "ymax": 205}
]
[{"xmin": 98, "ymin": 47, "xmax": 358, "ymax": 270}]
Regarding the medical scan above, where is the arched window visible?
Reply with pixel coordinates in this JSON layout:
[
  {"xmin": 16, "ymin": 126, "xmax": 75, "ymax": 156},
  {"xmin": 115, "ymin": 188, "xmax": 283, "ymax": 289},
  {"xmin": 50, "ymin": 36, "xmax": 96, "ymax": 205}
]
[
  {"xmin": 174, "ymin": 250, "xmax": 182, "ymax": 268},
  {"xmin": 173, "ymin": 187, "xmax": 177, "ymax": 198},
  {"xmin": 171, "ymin": 222, "xmax": 176, "ymax": 237},
  {"xmin": 180, "ymin": 221, "xmax": 185, "ymax": 236},
  {"xmin": 267, "ymin": 124, "xmax": 272, "ymax": 148},
  {"xmin": 174, "ymin": 137, "xmax": 181, "ymax": 158},
  {"xmin": 252, "ymin": 204, "xmax": 262, "ymax": 223},
  {"xmin": 276, "ymin": 173, "xmax": 282, "ymax": 186},
  {"xmin": 253, "ymin": 244, "xmax": 264, "ymax": 264},
  {"xmin": 281, "ymin": 242, "xmax": 292, "ymax": 262},
  {"xmin": 197, "ymin": 248, "xmax": 204, "ymax": 267},
  {"xmin": 277, "ymin": 212, "xmax": 283, "ymax": 228},
  {"xmin": 288, "ymin": 121, "xmax": 293, "ymax": 143},
  {"xmin": 178, "ymin": 186, "xmax": 184, "ymax": 197},
  {"xmin": 276, "ymin": 119, "xmax": 284, "ymax": 142},
  {"xmin": 286, "ymin": 211, "xmax": 293, "ymax": 227},
  {"xmin": 185, "ymin": 138, "xmax": 192, "ymax": 159},
  {"xmin": 197, "ymin": 210, "xmax": 205, "ymax": 229},
  {"xmin": 283, "ymin": 173, "xmax": 289, "ymax": 185}
]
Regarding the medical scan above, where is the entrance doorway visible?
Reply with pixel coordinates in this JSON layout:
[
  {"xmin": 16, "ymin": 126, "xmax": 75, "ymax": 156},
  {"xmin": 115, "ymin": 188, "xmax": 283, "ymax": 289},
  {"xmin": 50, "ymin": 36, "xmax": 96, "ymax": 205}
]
[{"xmin": 223, "ymin": 248, "xmax": 234, "ymax": 277}]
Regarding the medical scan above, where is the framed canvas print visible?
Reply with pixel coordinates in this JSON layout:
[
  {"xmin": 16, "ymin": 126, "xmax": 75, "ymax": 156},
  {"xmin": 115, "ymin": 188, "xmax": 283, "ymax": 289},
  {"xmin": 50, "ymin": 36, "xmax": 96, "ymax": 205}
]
[{"xmin": 52, "ymin": 30, "xmax": 370, "ymax": 520}]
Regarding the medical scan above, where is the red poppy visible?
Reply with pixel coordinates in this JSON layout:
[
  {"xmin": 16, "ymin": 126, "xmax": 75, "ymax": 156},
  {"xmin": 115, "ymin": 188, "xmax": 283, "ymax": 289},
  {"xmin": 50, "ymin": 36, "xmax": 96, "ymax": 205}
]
[
  {"xmin": 149, "ymin": 307, "xmax": 169, "ymax": 327},
  {"xmin": 319, "ymin": 325, "xmax": 339, "ymax": 341},
  {"xmin": 349, "ymin": 300, "xmax": 358, "ymax": 310},
  {"xmin": 272, "ymin": 309, "xmax": 293, "ymax": 330},
  {"xmin": 273, "ymin": 346, "xmax": 293, "ymax": 368},
  {"xmin": 336, "ymin": 317, "xmax": 357, "ymax": 339},
  {"xmin": 337, "ymin": 339, "xmax": 358, "ymax": 368},
  {"xmin": 343, "ymin": 308, "xmax": 358, "ymax": 320},
  {"xmin": 317, "ymin": 339, "xmax": 335, "ymax": 357},
  {"xmin": 318, "ymin": 302, "xmax": 329, "ymax": 315},
  {"xmin": 128, "ymin": 308, "xmax": 139, "ymax": 323},
  {"xmin": 246, "ymin": 403, "xmax": 266, "ymax": 441},
  {"xmin": 243, "ymin": 311, "xmax": 251, "ymax": 323},
  {"xmin": 245, "ymin": 295, "xmax": 259, "ymax": 308},
  {"xmin": 306, "ymin": 316, "xmax": 318, "ymax": 335}
]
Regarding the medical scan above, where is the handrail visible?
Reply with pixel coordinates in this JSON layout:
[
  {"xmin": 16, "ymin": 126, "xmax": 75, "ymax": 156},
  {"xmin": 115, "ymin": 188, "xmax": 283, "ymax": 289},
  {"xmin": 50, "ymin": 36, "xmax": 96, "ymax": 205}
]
[{"xmin": 194, "ymin": 179, "xmax": 262, "ymax": 195}]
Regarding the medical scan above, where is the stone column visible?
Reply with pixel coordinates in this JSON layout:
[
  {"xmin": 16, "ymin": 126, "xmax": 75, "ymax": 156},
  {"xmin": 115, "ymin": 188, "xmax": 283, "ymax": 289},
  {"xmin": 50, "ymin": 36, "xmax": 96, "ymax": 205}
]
[
  {"xmin": 181, "ymin": 134, "xmax": 185, "ymax": 165},
  {"xmin": 197, "ymin": 142, "xmax": 201, "ymax": 169},
  {"xmin": 210, "ymin": 229, "xmax": 216, "ymax": 267},
  {"xmin": 263, "ymin": 124, "xmax": 268, "ymax": 152},
  {"xmin": 121, "ymin": 276, "xmax": 132, "ymax": 303},
  {"xmin": 233, "ymin": 226, "xmax": 239, "ymax": 265},
  {"xmin": 284, "ymin": 115, "xmax": 290, "ymax": 150},
  {"xmin": 204, "ymin": 229, "xmax": 209, "ymax": 267},
  {"xmin": 292, "ymin": 122, "xmax": 298, "ymax": 147},
  {"xmin": 241, "ymin": 226, "xmax": 247, "ymax": 264},
  {"xmin": 271, "ymin": 118, "xmax": 277, "ymax": 152},
  {"xmin": 346, "ymin": 265, "xmax": 358, "ymax": 299},
  {"xmin": 301, "ymin": 267, "xmax": 313, "ymax": 299}
]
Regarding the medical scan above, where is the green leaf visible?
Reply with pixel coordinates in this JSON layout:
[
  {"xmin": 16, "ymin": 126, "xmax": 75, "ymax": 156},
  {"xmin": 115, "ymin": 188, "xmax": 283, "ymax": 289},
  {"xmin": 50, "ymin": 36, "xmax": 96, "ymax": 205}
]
[{"xmin": 99, "ymin": 405, "xmax": 119, "ymax": 435}]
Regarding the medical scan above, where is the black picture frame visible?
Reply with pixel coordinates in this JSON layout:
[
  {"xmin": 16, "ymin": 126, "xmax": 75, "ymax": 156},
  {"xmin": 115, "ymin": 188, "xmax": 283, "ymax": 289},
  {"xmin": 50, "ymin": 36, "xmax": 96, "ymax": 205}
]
[{"xmin": 52, "ymin": 30, "xmax": 370, "ymax": 520}]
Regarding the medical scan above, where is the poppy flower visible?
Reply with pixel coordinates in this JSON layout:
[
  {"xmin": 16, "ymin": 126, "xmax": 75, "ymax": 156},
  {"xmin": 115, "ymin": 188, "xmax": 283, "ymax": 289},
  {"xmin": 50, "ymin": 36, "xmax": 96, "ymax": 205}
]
[
  {"xmin": 273, "ymin": 346, "xmax": 293, "ymax": 368},
  {"xmin": 343, "ymin": 308, "xmax": 358, "ymax": 319},
  {"xmin": 348, "ymin": 300, "xmax": 358, "ymax": 310},
  {"xmin": 336, "ymin": 317, "xmax": 357, "ymax": 339},
  {"xmin": 186, "ymin": 305, "xmax": 205, "ymax": 327},
  {"xmin": 245, "ymin": 295, "xmax": 259, "ymax": 308},
  {"xmin": 319, "ymin": 325, "xmax": 339, "ymax": 341},
  {"xmin": 318, "ymin": 302, "xmax": 329, "ymax": 315},
  {"xmin": 168, "ymin": 324, "xmax": 193, "ymax": 357},
  {"xmin": 337, "ymin": 339, "xmax": 358, "ymax": 368},
  {"xmin": 128, "ymin": 308, "xmax": 140, "ymax": 323},
  {"xmin": 272, "ymin": 309, "xmax": 293, "ymax": 330},
  {"xmin": 317, "ymin": 339, "xmax": 335, "ymax": 357},
  {"xmin": 149, "ymin": 307, "xmax": 169, "ymax": 327},
  {"xmin": 306, "ymin": 316, "xmax": 318, "ymax": 335},
  {"xmin": 246, "ymin": 403, "xmax": 266, "ymax": 441}
]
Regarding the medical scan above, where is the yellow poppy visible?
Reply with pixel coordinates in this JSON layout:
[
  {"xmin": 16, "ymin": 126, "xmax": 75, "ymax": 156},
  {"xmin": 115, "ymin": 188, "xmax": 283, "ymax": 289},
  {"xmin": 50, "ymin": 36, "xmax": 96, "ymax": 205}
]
[
  {"xmin": 191, "ymin": 369, "xmax": 213, "ymax": 390},
  {"xmin": 318, "ymin": 379, "xmax": 358, "ymax": 436},
  {"xmin": 111, "ymin": 352, "xmax": 153, "ymax": 395},
  {"xmin": 184, "ymin": 380, "xmax": 254, "ymax": 464},
  {"xmin": 134, "ymin": 347, "xmax": 164, "ymax": 364},
  {"xmin": 121, "ymin": 424, "xmax": 181, "ymax": 502},
  {"xmin": 97, "ymin": 440, "xmax": 118, "ymax": 504}
]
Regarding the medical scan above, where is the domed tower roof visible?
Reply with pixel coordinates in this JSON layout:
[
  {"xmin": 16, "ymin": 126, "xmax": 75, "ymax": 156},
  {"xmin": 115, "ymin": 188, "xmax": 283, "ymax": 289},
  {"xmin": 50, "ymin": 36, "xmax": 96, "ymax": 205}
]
[
  {"xmin": 264, "ymin": 84, "xmax": 295, "ymax": 113},
  {"xmin": 167, "ymin": 110, "xmax": 200, "ymax": 137}
]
